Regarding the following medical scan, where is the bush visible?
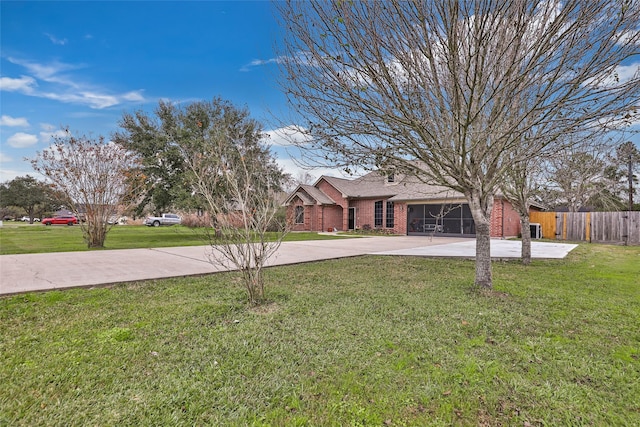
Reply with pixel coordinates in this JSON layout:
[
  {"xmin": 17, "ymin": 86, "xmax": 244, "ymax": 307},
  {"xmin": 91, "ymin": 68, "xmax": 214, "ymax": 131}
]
[
  {"xmin": 181, "ymin": 214, "xmax": 211, "ymax": 228},
  {"xmin": 266, "ymin": 207, "xmax": 288, "ymax": 232}
]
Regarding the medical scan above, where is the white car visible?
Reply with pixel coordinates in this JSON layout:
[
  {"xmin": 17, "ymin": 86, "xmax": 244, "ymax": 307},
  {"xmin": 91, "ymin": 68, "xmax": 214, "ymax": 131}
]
[
  {"xmin": 143, "ymin": 213, "xmax": 182, "ymax": 227},
  {"xmin": 21, "ymin": 216, "xmax": 40, "ymax": 222}
]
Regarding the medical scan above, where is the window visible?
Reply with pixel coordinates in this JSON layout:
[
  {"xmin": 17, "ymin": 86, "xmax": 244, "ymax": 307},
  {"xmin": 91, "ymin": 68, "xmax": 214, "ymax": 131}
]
[
  {"xmin": 294, "ymin": 206, "xmax": 304, "ymax": 224},
  {"xmin": 386, "ymin": 201, "xmax": 394, "ymax": 228},
  {"xmin": 387, "ymin": 173, "xmax": 395, "ymax": 183},
  {"xmin": 374, "ymin": 200, "xmax": 383, "ymax": 227}
]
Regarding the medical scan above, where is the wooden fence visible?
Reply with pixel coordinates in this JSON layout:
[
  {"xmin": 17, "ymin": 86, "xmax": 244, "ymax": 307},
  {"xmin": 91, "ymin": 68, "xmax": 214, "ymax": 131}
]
[{"xmin": 529, "ymin": 211, "xmax": 640, "ymax": 245}]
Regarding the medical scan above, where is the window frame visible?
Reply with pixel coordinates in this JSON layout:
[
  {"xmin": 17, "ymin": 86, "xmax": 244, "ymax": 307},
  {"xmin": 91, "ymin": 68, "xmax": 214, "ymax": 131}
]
[
  {"xmin": 294, "ymin": 206, "xmax": 304, "ymax": 224},
  {"xmin": 386, "ymin": 201, "xmax": 394, "ymax": 228},
  {"xmin": 374, "ymin": 200, "xmax": 383, "ymax": 227}
]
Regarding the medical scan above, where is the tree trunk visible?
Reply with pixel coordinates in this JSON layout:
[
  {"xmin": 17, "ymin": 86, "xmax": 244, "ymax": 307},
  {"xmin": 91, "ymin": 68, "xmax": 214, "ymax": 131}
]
[
  {"xmin": 520, "ymin": 213, "xmax": 532, "ymax": 265},
  {"xmin": 467, "ymin": 192, "xmax": 493, "ymax": 289}
]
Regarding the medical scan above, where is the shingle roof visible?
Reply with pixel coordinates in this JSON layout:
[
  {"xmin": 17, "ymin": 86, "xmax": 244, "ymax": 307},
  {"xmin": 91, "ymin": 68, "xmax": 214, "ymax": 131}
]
[
  {"xmin": 285, "ymin": 169, "xmax": 517, "ymax": 205},
  {"xmin": 321, "ymin": 171, "xmax": 466, "ymax": 201},
  {"xmin": 319, "ymin": 173, "xmax": 395, "ymax": 198},
  {"xmin": 283, "ymin": 184, "xmax": 336, "ymax": 206},
  {"xmin": 300, "ymin": 184, "xmax": 336, "ymax": 205}
]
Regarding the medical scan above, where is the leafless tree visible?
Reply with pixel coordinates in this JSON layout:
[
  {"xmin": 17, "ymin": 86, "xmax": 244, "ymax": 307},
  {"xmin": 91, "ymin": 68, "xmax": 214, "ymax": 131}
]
[
  {"xmin": 282, "ymin": 170, "xmax": 317, "ymax": 193},
  {"xmin": 500, "ymin": 153, "xmax": 545, "ymax": 265},
  {"xmin": 184, "ymin": 144, "xmax": 288, "ymax": 305},
  {"xmin": 277, "ymin": 0, "xmax": 640, "ymax": 288},
  {"xmin": 541, "ymin": 141, "xmax": 626, "ymax": 212},
  {"xmin": 32, "ymin": 130, "xmax": 142, "ymax": 248}
]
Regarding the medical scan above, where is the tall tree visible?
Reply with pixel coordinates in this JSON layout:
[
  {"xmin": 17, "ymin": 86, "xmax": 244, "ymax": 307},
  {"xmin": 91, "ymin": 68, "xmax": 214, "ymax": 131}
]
[
  {"xmin": 277, "ymin": 0, "xmax": 640, "ymax": 288},
  {"xmin": 0, "ymin": 175, "xmax": 49, "ymax": 223},
  {"xmin": 115, "ymin": 98, "xmax": 287, "ymax": 214},
  {"xmin": 502, "ymin": 131, "xmax": 615, "ymax": 264},
  {"xmin": 32, "ymin": 130, "xmax": 143, "ymax": 248},
  {"xmin": 115, "ymin": 107, "xmax": 189, "ymax": 215},
  {"xmin": 116, "ymin": 98, "xmax": 289, "ymax": 304},
  {"xmin": 613, "ymin": 141, "xmax": 640, "ymax": 211},
  {"xmin": 500, "ymin": 155, "xmax": 543, "ymax": 265},
  {"xmin": 542, "ymin": 144, "xmax": 626, "ymax": 212}
]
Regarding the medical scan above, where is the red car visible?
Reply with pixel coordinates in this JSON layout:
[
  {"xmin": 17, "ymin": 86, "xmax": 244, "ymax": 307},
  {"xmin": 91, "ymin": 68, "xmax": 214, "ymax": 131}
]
[{"xmin": 42, "ymin": 215, "xmax": 78, "ymax": 226}]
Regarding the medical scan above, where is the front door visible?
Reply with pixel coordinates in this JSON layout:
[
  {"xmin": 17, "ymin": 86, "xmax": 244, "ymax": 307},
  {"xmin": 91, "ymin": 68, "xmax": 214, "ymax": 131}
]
[{"xmin": 348, "ymin": 207, "xmax": 355, "ymax": 230}]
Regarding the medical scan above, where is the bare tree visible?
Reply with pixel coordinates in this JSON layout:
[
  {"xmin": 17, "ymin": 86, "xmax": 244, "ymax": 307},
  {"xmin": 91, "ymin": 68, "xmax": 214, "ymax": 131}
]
[
  {"xmin": 118, "ymin": 98, "xmax": 289, "ymax": 304},
  {"xmin": 282, "ymin": 170, "xmax": 317, "ymax": 193},
  {"xmin": 500, "ymin": 154, "xmax": 545, "ymax": 264},
  {"xmin": 193, "ymin": 152, "xmax": 287, "ymax": 305},
  {"xmin": 541, "ymin": 142, "xmax": 626, "ymax": 212},
  {"xmin": 277, "ymin": 0, "xmax": 640, "ymax": 288},
  {"xmin": 32, "ymin": 130, "xmax": 142, "ymax": 248}
]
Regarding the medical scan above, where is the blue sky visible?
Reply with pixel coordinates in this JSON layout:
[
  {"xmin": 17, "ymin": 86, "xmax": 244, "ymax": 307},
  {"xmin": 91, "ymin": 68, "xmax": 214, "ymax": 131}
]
[
  {"xmin": 0, "ymin": 0, "xmax": 318, "ymax": 183},
  {"xmin": 1, "ymin": 1, "xmax": 638, "ymax": 185}
]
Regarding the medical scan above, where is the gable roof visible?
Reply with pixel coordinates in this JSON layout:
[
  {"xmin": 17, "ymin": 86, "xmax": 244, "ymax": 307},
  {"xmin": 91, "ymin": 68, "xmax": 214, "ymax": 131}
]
[
  {"xmin": 285, "ymin": 167, "xmax": 544, "ymax": 207},
  {"xmin": 283, "ymin": 184, "xmax": 336, "ymax": 206},
  {"xmin": 284, "ymin": 170, "xmax": 469, "ymax": 205},
  {"xmin": 324, "ymin": 174, "xmax": 397, "ymax": 199}
]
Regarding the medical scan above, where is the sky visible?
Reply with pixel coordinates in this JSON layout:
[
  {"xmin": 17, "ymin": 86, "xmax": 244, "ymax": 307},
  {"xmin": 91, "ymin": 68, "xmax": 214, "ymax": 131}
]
[
  {"xmin": 0, "ymin": 0, "xmax": 324, "ymax": 184},
  {"xmin": 1, "ymin": 1, "xmax": 639, "ymax": 185}
]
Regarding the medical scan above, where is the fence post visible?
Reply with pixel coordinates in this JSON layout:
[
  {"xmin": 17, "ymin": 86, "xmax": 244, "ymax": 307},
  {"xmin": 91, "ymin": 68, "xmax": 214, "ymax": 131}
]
[{"xmin": 624, "ymin": 212, "xmax": 629, "ymax": 246}]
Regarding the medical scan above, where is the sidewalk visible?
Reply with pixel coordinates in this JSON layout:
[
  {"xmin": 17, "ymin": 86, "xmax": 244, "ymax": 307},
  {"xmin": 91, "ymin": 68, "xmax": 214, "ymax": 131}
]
[{"xmin": 0, "ymin": 236, "xmax": 577, "ymax": 295}]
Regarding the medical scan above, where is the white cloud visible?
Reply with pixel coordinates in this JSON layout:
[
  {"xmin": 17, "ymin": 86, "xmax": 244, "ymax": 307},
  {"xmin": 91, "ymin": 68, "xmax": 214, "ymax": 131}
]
[
  {"xmin": 122, "ymin": 91, "xmax": 145, "ymax": 102},
  {"xmin": 616, "ymin": 63, "xmax": 640, "ymax": 82},
  {"xmin": 265, "ymin": 125, "xmax": 366, "ymax": 181},
  {"xmin": 0, "ymin": 164, "xmax": 37, "ymax": 183},
  {"xmin": 0, "ymin": 75, "xmax": 37, "ymax": 93},
  {"xmin": 275, "ymin": 157, "xmax": 358, "ymax": 181},
  {"xmin": 40, "ymin": 123, "xmax": 57, "ymax": 132},
  {"xmin": 240, "ymin": 57, "xmax": 281, "ymax": 72},
  {"xmin": 7, "ymin": 57, "xmax": 81, "ymax": 85},
  {"xmin": 264, "ymin": 125, "xmax": 313, "ymax": 147},
  {"xmin": 4, "ymin": 57, "xmax": 147, "ymax": 109},
  {"xmin": 0, "ymin": 115, "xmax": 30, "ymax": 127},
  {"xmin": 585, "ymin": 62, "xmax": 640, "ymax": 89},
  {"xmin": 7, "ymin": 132, "xmax": 39, "ymax": 148},
  {"xmin": 0, "ymin": 152, "xmax": 13, "ymax": 163},
  {"xmin": 38, "ymin": 123, "xmax": 69, "ymax": 143},
  {"xmin": 45, "ymin": 33, "xmax": 68, "ymax": 46}
]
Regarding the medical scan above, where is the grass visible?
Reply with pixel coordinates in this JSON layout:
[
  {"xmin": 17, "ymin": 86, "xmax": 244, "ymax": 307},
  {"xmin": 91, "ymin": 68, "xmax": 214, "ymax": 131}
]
[
  {"xmin": 0, "ymin": 223, "xmax": 348, "ymax": 255},
  {"xmin": 1, "ymin": 244, "xmax": 639, "ymax": 426}
]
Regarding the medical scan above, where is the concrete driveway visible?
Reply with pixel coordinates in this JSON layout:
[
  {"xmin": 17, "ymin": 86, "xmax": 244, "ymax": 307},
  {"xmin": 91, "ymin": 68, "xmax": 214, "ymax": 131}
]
[{"xmin": 0, "ymin": 236, "xmax": 577, "ymax": 295}]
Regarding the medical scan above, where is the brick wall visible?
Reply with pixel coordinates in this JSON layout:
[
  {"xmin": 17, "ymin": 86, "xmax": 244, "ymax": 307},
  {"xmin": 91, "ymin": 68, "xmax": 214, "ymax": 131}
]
[
  {"xmin": 349, "ymin": 198, "xmax": 401, "ymax": 232},
  {"xmin": 317, "ymin": 180, "xmax": 348, "ymax": 229},
  {"xmin": 323, "ymin": 205, "xmax": 343, "ymax": 231},
  {"xmin": 289, "ymin": 197, "xmax": 312, "ymax": 231},
  {"xmin": 349, "ymin": 199, "xmax": 374, "ymax": 229},
  {"xmin": 394, "ymin": 202, "xmax": 407, "ymax": 234},
  {"xmin": 501, "ymin": 200, "xmax": 521, "ymax": 237},
  {"xmin": 289, "ymin": 187, "xmax": 528, "ymax": 237},
  {"xmin": 490, "ymin": 198, "xmax": 523, "ymax": 238},
  {"xmin": 490, "ymin": 199, "xmax": 503, "ymax": 237}
]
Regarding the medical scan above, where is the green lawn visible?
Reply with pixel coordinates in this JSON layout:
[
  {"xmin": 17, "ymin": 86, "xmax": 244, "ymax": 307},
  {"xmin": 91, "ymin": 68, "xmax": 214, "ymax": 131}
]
[
  {"xmin": 0, "ymin": 224, "xmax": 346, "ymax": 255},
  {"xmin": 1, "ymin": 244, "xmax": 639, "ymax": 426}
]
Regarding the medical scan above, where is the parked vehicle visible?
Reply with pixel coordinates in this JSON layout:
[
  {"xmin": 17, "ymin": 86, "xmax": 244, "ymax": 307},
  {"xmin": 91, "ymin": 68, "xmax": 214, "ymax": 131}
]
[
  {"xmin": 20, "ymin": 216, "xmax": 41, "ymax": 222},
  {"xmin": 107, "ymin": 215, "xmax": 127, "ymax": 225},
  {"xmin": 143, "ymin": 213, "xmax": 181, "ymax": 227},
  {"xmin": 42, "ymin": 215, "xmax": 78, "ymax": 226}
]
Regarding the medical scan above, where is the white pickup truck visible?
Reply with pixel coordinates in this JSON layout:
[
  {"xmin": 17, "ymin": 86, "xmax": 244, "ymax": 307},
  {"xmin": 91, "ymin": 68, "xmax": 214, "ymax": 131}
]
[{"xmin": 143, "ymin": 213, "xmax": 182, "ymax": 227}]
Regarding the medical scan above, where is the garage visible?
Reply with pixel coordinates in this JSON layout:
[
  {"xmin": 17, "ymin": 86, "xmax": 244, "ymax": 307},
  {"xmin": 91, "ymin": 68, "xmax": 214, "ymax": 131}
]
[{"xmin": 407, "ymin": 203, "xmax": 476, "ymax": 236}]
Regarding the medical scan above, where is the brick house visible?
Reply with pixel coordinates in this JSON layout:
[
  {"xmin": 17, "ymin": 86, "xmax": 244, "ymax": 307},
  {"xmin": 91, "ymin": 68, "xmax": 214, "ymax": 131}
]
[{"xmin": 284, "ymin": 170, "xmax": 535, "ymax": 238}]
